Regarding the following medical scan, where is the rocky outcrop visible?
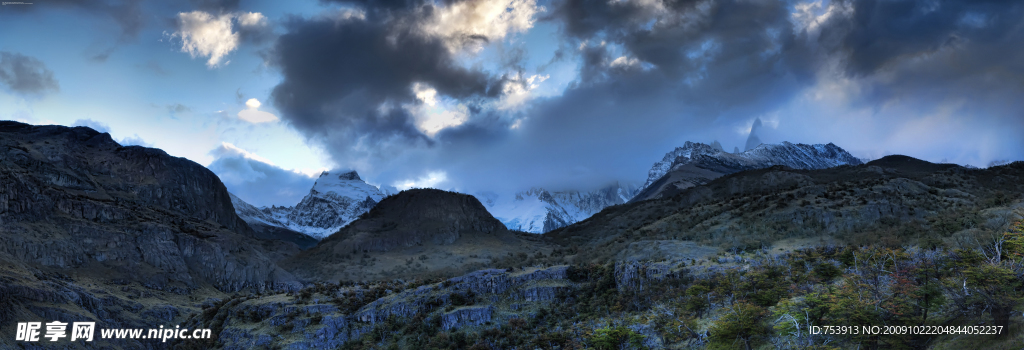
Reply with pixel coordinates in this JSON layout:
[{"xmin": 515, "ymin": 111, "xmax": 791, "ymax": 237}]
[
  {"xmin": 615, "ymin": 261, "xmax": 673, "ymax": 291},
  {"xmin": 0, "ymin": 121, "xmax": 297, "ymax": 292},
  {"xmin": 441, "ymin": 306, "xmax": 493, "ymax": 330},
  {"xmin": 199, "ymin": 265, "xmax": 573, "ymax": 349}
]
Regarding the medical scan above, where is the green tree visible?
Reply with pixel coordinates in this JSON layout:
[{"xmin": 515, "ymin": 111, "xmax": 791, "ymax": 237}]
[{"xmin": 709, "ymin": 302, "xmax": 770, "ymax": 350}]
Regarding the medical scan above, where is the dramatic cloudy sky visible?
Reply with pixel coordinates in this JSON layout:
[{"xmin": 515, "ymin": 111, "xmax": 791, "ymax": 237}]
[{"xmin": 2, "ymin": 0, "xmax": 1022, "ymax": 206}]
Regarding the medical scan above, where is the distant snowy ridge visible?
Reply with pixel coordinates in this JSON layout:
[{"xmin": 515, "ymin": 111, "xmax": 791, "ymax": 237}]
[
  {"xmin": 232, "ymin": 170, "xmax": 386, "ymax": 240},
  {"xmin": 635, "ymin": 141, "xmax": 863, "ymax": 202},
  {"xmin": 481, "ymin": 182, "xmax": 640, "ymax": 234}
]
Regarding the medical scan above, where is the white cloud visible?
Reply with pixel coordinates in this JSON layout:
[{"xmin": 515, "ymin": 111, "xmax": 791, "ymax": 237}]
[
  {"xmin": 215, "ymin": 141, "xmax": 276, "ymax": 165},
  {"xmin": 408, "ymin": 83, "xmax": 470, "ymax": 136},
  {"xmin": 237, "ymin": 98, "xmax": 280, "ymax": 123},
  {"xmin": 791, "ymin": 1, "xmax": 849, "ymax": 36},
  {"xmin": 394, "ymin": 171, "xmax": 448, "ymax": 190},
  {"xmin": 412, "ymin": 82, "xmax": 438, "ymax": 107},
  {"xmin": 174, "ymin": 11, "xmax": 269, "ymax": 68},
  {"xmin": 496, "ymin": 73, "xmax": 548, "ymax": 110},
  {"xmin": 423, "ymin": 0, "xmax": 543, "ymax": 53},
  {"xmin": 72, "ymin": 118, "xmax": 111, "ymax": 133},
  {"xmin": 610, "ymin": 56, "xmax": 641, "ymax": 68},
  {"xmin": 119, "ymin": 134, "xmax": 152, "ymax": 147},
  {"xmin": 176, "ymin": 11, "xmax": 238, "ymax": 68},
  {"xmin": 237, "ymin": 12, "xmax": 267, "ymax": 27}
]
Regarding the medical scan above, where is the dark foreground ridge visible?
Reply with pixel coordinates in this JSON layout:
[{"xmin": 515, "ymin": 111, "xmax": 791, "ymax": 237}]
[{"xmin": 287, "ymin": 188, "xmax": 549, "ymax": 282}]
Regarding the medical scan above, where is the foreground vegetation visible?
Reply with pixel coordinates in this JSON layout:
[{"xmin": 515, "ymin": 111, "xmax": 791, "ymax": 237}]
[{"xmin": 175, "ymin": 219, "xmax": 1024, "ymax": 349}]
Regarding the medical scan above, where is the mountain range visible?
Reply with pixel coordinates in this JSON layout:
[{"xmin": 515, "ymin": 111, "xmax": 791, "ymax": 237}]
[
  {"xmin": 234, "ymin": 141, "xmax": 860, "ymax": 238},
  {"xmin": 232, "ymin": 170, "xmax": 391, "ymax": 242},
  {"xmin": 3, "ymin": 121, "xmax": 1023, "ymax": 349},
  {"xmin": 633, "ymin": 141, "xmax": 864, "ymax": 202},
  {"xmin": 480, "ymin": 183, "xmax": 641, "ymax": 233}
]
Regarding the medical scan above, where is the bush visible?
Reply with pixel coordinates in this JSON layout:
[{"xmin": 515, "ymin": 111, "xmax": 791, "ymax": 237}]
[
  {"xmin": 589, "ymin": 325, "xmax": 646, "ymax": 350},
  {"xmin": 708, "ymin": 302, "xmax": 769, "ymax": 350},
  {"xmin": 812, "ymin": 262, "xmax": 842, "ymax": 281}
]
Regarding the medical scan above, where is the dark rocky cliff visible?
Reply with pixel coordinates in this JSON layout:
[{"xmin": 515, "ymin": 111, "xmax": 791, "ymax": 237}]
[{"xmin": 0, "ymin": 121, "xmax": 297, "ymax": 292}]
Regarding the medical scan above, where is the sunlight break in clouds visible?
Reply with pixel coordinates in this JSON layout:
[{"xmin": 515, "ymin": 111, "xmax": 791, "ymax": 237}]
[
  {"xmin": 409, "ymin": 83, "xmax": 470, "ymax": 137},
  {"xmin": 237, "ymin": 98, "xmax": 280, "ymax": 123},
  {"xmin": 174, "ymin": 11, "xmax": 267, "ymax": 68},
  {"xmin": 395, "ymin": 171, "xmax": 449, "ymax": 190},
  {"xmin": 424, "ymin": 0, "xmax": 543, "ymax": 53}
]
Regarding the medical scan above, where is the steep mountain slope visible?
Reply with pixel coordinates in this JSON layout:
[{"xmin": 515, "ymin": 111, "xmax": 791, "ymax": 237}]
[
  {"xmin": 287, "ymin": 189, "xmax": 551, "ymax": 281},
  {"xmin": 0, "ymin": 121, "xmax": 298, "ymax": 347},
  {"xmin": 233, "ymin": 170, "xmax": 386, "ymax": 240},
  {"xmin": 548, "ymin": 156, "xmax": 1024, "ymax": 263},
  {"xmin": 633, "ymin": 141, "xmax": 863, "ymax": 202},
  {"xmin": 483, "ymin": 182, "xmax": 641, "ymax": 233},
  {"xmin": 230, "ymin": 193, "xmax": 318, "ymax": 249}
]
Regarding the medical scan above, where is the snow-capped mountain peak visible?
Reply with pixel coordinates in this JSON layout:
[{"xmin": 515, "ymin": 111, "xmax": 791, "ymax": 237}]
[
  {"xmin": 232, "ymin": 169, "xmax": 387, "ymax": 240},
  {"xmin": 641, "ymin": 141, "xmax": 722, "ymax": 191},
  {"xmin": 633, "ymin": 141, "xmax": 863, "ymax": 201},
  {"xmin": 309, "ymin": 170, "xmax": 384, "ymax": 203}
]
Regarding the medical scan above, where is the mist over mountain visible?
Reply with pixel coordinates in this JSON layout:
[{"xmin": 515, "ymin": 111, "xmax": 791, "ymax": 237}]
[
  {"xmin": 232, "ymin": 170, "xmax": 388, "ymax": 240},
  {"xmin": 481, "ymin": 183, "xmax": 641, "ymax": 233}
]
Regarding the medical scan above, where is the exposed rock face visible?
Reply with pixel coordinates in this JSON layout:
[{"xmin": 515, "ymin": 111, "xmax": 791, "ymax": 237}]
[
  {"xmin": 197, "ymin": 265, "xmax": 573, "ymax": 349},
  {"xmin": 442, "ymin": 306, "xmax": 493, "ymax": 330},
  {"xmin": 633, "ymin": 141, "xmax": 863, "ymax": 202},
  {"xmin": 0, "ymin": 121, "xmax": 296, "ymax": 292}
]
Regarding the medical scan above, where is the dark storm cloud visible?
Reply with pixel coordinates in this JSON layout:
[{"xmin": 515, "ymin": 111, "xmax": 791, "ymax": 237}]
[
  {"xmin": 813, "ymin": 0, "xmax": 1024, "ymax": 111},
  {"xmin": 189, "ymin": 0, "xmax": 240, "ymax": 13},
  {"xmin": 449, "ymin": 0, "xmax": 816, "ymax": 190},
  {"xmin": 793, "ymin": 0, "xmax": 1024, "ymax": 162},
  {"xmin": 0, "ymin": 52, "xmax": 60, "ymax": 97},
  {"xmin": 9, "ymin": 0, "xmax": 144, "ymax": 40},
  {"xmin": 820, "ymin": 0, "xmax": 1024, "ymax": 77},
  {"xmin": 267, "ymin": 0, "xmax": 1024, "ymax": 193},
  {"xmin": 268, "ymin": 6, "xmax": 503, "ymax": 166}
]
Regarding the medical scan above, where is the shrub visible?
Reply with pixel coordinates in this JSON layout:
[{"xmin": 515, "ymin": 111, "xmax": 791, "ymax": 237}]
[
  {"xmin": 708, "ymin": 302, "xmax": 769, "ymax": 350},
  {"xmin": 589, "ymin": 325, "xmax": 646, "ymax": 350}
]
